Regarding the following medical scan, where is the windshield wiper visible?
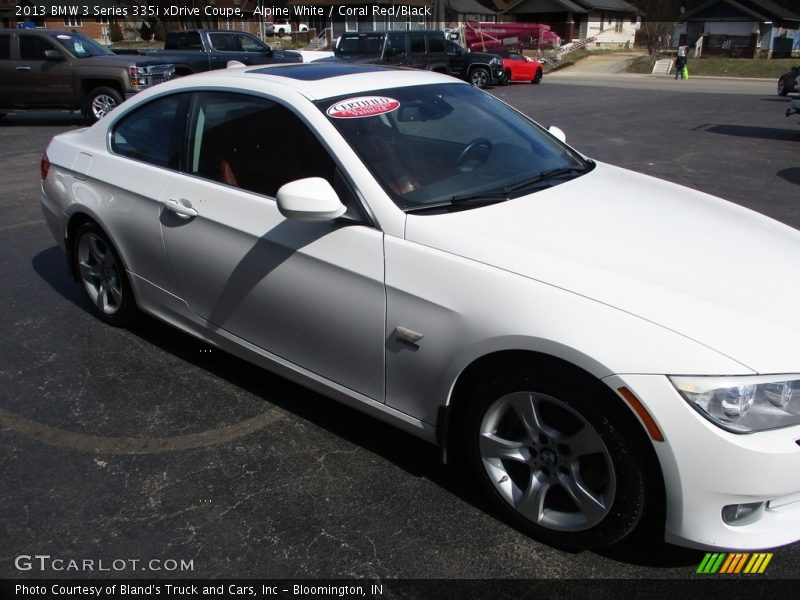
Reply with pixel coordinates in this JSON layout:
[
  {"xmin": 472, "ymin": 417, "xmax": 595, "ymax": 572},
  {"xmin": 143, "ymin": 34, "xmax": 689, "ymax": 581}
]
[
  {"xmin": 403, "ymin": 192, "xmax": 510, "ymax": 214},
  {"xmin": 503, "ymin": 166, "xmax": 587, "ymax": 194},
  {"xmin": 403, "ymin": 165, "xmax": 590, "ymax": 214}
]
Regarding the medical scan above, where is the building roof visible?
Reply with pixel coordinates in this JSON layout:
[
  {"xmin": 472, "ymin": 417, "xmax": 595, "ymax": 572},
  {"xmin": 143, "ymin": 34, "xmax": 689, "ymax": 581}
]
[
  {"xmin": 574, "ymin": 0, "xmax": 639, "ymax": 11},
  {"xmin": 503, "ymin": 0, "xmax": 639, "ymax": 15},
  {"xmin": 680, "ymin": 0, "xmax": 800, "ymax": 23},
  {"xmin": 504, "ymin": 0, "xmax": 589, "ymax": 15},
  {"xmin": 445, "ymin": 0, "xmax": 498, "ymax": 14}
]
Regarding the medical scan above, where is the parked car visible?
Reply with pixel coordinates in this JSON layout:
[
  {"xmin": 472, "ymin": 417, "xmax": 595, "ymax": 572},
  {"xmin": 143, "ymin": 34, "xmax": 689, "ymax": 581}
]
[
  {"xmin": 0, "ymin": 29, "xmax": 174, "ymax": 122},
  {"xmin": 777, "ymin": 66, "xmax": 798, "ymax": 95},
  {"xmin": 786, "ymin": 94, "xmax": 800, "ymax": 121},
  {"xmin": 496, "ymin": 50, "xmax": 543, "ymax": 84},
  {"xmin": 331, "ymin": 30, "xmax": 505, "ymax": 89},
  {"xmin": 40, "ymin": 63, "xmax": 800, "ymax": 552},
  {"xmin": 266, "ymin": 20, "xmax": 308, "ymax": 36},
  {"xmin": 115, "ymin": 30, "xmax": 301, "ymax": 76}
]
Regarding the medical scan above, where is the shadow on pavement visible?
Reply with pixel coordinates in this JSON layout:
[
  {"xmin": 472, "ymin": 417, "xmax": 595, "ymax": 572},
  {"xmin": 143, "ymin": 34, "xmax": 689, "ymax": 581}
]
[
  {"xmin": 692, "ymin": 123, "xmax": 800, "ymax": 141},
  {"xmin": 777, "ymin": 167, "xmax": 800, "ymax": 186},
  {"xmin": 31, "ymin": 244, "xmax": 704, "ymax": 570},
  {"xmin": 0, "ymin": 112, "xmax": 88, "ymax": 127}
]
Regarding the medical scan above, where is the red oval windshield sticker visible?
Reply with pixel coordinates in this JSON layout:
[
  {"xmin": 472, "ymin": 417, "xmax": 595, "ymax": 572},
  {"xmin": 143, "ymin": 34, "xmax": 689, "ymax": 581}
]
[{"xmin": 327, "ymin": 96, "xmax": 400, "ymax": 119}]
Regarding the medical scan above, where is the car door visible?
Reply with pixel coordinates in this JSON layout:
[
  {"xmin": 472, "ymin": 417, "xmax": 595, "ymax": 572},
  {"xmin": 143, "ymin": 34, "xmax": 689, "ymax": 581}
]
[
  {"xmin": 0, "ymin": 32, "xmax": 14, "ymax": 105},
  {"xmin": 446, "ymin": 40, "xmax": 467, "ymax": 78},
  {"xmin": 15, "ymin": 33, "xmax": 75, "ymax": 106},
  {"xmin": 159, "ymin": 91, "xmax": 386, "ymax": 401},
  {"xmin": 508, "ymin": 52, "xmax": 533, "ymax": 81}
]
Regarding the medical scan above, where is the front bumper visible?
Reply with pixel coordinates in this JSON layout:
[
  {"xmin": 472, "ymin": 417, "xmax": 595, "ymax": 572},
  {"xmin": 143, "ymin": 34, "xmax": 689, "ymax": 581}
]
[{"xmin": 604, "ymin": 373, "xmax": 800, "ymax": 550}]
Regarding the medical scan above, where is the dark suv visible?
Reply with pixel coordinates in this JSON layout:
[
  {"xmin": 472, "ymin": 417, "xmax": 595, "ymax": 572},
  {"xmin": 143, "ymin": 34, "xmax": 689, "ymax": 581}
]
[{"xmin": 332, "ymin": 30, "xmax": 505, "ymax": 88}]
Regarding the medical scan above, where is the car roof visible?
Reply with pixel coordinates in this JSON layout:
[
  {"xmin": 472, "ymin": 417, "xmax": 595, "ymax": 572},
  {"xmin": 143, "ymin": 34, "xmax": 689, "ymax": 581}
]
[{"xmin": 155, "ymin": 63, "xmax": 463, "ymax": 102}]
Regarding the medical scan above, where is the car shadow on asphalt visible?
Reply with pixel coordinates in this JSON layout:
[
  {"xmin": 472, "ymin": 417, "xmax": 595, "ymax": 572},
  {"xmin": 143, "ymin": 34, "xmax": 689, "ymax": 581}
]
[
  {"xmin": 32, "ymin": 244, "xmax": 704, "ymax": 569},
  {"xmin": 691, "ymin": 123, "xmax": 800, "ymax": 141},
  {"xmin": 777, "ymin": 167, "xmax": 800, "ymax": 185},
  {"xmin": 0, "ymin": 112, "xmax": 88, "ymax": 127}
]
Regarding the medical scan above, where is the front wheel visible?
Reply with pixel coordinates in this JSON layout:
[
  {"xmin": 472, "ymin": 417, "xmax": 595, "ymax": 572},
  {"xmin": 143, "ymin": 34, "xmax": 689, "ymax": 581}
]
[
  {"xmin": 84, "ymin": 86, "xmax": 123, "ymax": 122},
  {"xmin": 777, "ymin": 77, "xmax": 788, "ymax": 96},
  {"xmin": 533, "ymin": 68, "xmax": 543, "ymax": 84},
  {"xmin": 464, "ymin": 368, "xmax": 648, "ymax": 549},
  {"xmin": 73, "ymin": 222, "xmax": 136, "ymax": 326},
  {"xmin": 469, "ymin": 67, "xmax": 490, "ymax": 89}
]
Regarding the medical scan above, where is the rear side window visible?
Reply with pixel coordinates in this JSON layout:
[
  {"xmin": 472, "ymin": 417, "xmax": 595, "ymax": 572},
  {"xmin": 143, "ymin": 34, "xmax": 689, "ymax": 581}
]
[
  {"xmin": 19, "ymin": 35, "xmax": 56, "ymax": 60},
  {"xmin": 175, "ymin": 32, "xmax": 202, "ymax": 50},
  {"xmin": 111, "ymin": 94, "xmax": 188, "ymax": 169},
  {"xmin": 208, "ymin": 33, "xmax": 240, "ymax": 52},
  {"xmin": 428, "ymin": 36, "xmax": 445, "ymax": 53},
  {"xmin": 385, "ymin": 33, "xmax": 406, "ymax": 57},
  {"xmin": 409, "ymin": 34, "xmax": 425, "ymax": 55},
  {"xmin": 0, "ymin": 35, "xmax": 10, "ymax": 60}
]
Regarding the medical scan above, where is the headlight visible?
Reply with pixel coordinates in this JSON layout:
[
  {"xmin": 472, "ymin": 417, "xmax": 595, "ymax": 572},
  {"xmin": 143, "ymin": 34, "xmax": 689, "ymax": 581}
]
[
  {"xmin": 670, "ymin": 375, "xmax": 800, "ymax": 433},
  {"xmin": 491, "ymin": 57, "xmax": 502, "ymax": 66},
  {"xmin": 128, "ymin": 65, "xmax": 148, "ymax": 86}
]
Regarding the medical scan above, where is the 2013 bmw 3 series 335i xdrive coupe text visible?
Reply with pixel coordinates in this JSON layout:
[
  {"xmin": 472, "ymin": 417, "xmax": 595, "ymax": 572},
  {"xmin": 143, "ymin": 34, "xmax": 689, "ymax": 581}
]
[{"xmin": 40, "ymin": 63, "xmax": 800, "ymax": 551}]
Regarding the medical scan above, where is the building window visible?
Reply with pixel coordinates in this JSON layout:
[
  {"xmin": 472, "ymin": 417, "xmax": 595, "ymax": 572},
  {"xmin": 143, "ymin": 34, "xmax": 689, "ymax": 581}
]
[
  {"xmin": 64, "ymin": 17, "xmax": 82, "ymax": 27},
  {"xmin": 95, "ymin": 17, "xmax": 111, "ymax": 25}
]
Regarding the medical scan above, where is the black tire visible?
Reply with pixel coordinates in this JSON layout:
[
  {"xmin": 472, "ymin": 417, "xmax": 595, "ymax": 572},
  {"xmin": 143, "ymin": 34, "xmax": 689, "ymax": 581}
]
[
  {"xmin": 83, "ymin": 86, "xmax": 123, "ymax": 123},
  {"xmin": 469, "ymin": 66, "xmax": 490, "ymax": 89},
  {"xmin": 533, "ymin": 68, "xmax": 543, "ymax": 84},
  {"xmin": 72, "ymin": 222, "xmax": 136, "ymax": 326},
  {"xmin": 778, "ymin": 77, "xmax": 788, "ymax": 96},
  {"xmin": 0, "ymin": 113, "xmax": 6, "ymax": 120},
  {"xmin": 462, "ymin": 365, "xmax": 648, "ymax": 550},
  {"xmin": 499, "ymin": 69, "xmax": 511, "ymax": 86}
]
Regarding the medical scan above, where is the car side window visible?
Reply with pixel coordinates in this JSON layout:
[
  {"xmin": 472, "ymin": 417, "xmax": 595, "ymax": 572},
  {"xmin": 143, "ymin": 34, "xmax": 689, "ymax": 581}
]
[
  {"xmin": 111, "ymin": 94, "xmax": 188, "ymax": 169},
  {"xmin": 386, "ymin": 34, "xmax": 406, "ymax": 57},
  {"xmin": 409, "ymin": 34, "xmax": 425, "ymax": 55},
  {"xmin": 177, "ymin": 32, "xmax": 202, "ymax": 50},
  {"xmin": 0, "ymin": 35, "xmax": 10, "ymax": 60},
  {"xmin": 19, "ymin": 35, "xmax": 57, "ymax": 60},
  {"xmin": 208, "ymin": 33, "xmax": 240, "ymax": 52},
  {"xmin": 186, "ymin": 91, "xmax": 364, "ymax": 219},
  {"xmin": 428, "ymin": 36, "xmax": 445, "ymax": 54},
  {"xmin": 237, "ymin": 34, "xmax": 264, "ymax": 53}
]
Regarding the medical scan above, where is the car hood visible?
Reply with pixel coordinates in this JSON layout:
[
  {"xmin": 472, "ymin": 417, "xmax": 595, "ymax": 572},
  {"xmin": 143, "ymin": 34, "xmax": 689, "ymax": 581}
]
[
  {"xmin": 468, "ymin": 51, "xmax": 501, "ymax": 61},
  {"xmin": 404, "ymin": 162, "xmax": 800, "ymax": 374},
  {"xmin": 74, "ymin": 55, "xmax": 172, "ymax": 67}
]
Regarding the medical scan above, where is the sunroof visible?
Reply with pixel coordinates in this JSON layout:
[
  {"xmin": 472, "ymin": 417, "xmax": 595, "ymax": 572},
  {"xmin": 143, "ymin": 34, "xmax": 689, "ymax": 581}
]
[{"xmin": 248, "ymin": 63, "xmax": 392, "ymax": 81}]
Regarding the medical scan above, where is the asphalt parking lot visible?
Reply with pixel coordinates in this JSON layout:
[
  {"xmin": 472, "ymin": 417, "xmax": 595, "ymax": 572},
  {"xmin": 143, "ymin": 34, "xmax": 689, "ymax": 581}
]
[{"xmin": 1, "ymin": 75, "xmax": 799, "ymax": 583}]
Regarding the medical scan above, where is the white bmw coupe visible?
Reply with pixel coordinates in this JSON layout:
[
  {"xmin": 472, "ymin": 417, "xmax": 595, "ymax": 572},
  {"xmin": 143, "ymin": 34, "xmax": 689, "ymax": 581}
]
[{"xmin": 40, "ymin": 63, "xmax": 800, "ymax": 551}]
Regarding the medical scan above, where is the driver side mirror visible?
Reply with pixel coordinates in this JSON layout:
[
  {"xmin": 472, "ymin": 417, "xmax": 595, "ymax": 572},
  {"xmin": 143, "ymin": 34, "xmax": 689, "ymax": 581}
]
[
  {"xmin": 277, "ymin": 177, "xmax": 346, "ymax": 221},
  {"xmin": 44, "ymin": 50, "xmax": 65, "ymax": 61}
]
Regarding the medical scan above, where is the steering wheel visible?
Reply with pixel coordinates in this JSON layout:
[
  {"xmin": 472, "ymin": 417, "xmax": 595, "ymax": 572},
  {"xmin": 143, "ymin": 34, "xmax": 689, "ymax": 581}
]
[{"xmin": 456, "ymin": 138, "xmax": 493, "ymax": 172}]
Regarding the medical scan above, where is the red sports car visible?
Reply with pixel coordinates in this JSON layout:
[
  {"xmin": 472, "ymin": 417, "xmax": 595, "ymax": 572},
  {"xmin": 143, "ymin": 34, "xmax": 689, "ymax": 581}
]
[{"xmin": 498, "ymin": 51, "xmax": 543, "ymax": 84}]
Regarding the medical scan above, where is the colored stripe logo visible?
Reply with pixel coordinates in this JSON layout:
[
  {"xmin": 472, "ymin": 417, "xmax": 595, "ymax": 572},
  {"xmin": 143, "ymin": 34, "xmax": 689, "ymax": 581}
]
[{"xmin": 697, "ymin": 552, "xmax": 773, "ymax": 574}]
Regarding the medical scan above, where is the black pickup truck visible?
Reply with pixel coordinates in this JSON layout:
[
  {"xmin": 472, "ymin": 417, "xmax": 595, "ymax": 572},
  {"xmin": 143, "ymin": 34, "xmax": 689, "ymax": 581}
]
[
  {"xmin": 118, "ymin": 30, "xmax": 301, "ymax": 76},
  {"xmin": 330, "ymin": 30, "xmax": 506, "ymax": 88}
]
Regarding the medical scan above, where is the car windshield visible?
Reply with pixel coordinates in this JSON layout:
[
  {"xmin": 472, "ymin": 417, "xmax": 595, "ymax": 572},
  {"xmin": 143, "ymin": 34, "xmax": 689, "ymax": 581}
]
[
  {"xmin": 317, "ymin": 83, "xmax": 591, "ymax": 212},
  {"xmin": 48, "ymin": 32, "xmax": 113, "ymax": 57}
]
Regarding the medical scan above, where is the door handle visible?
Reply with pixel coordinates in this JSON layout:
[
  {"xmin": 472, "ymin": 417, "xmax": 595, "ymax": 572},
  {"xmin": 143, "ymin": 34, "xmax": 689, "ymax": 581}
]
[
  {"xmin": 165, "ymin": 199, "xmax": 198, "ymax": 219},
  {"xmin": 16, "ymin": 66, "xmax": 31, "ymax": 72}
]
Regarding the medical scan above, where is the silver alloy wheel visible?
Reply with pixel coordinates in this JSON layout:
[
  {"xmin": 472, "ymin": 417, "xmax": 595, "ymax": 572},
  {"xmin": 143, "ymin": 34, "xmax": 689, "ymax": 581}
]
[
  {"xmin": 470, "ymin": 68, "xmax": 489, "ymax": 88},
  {"xmin": 77, "ymin": 232, "xmax": 124, "ymax": 315},
  {"xmin": 91, "ymin": 93, "xmax": 118, "ymax": 120},
  {"xmin": 479, "ymin": 391, "xmax": 615, "ymax": 532}
]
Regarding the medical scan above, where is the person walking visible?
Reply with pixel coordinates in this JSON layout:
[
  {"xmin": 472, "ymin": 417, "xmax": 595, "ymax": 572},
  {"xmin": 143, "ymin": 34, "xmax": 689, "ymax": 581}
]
[{"xmin": 675, "ymin": 45, "xmax": 688, "ymax": 80}]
